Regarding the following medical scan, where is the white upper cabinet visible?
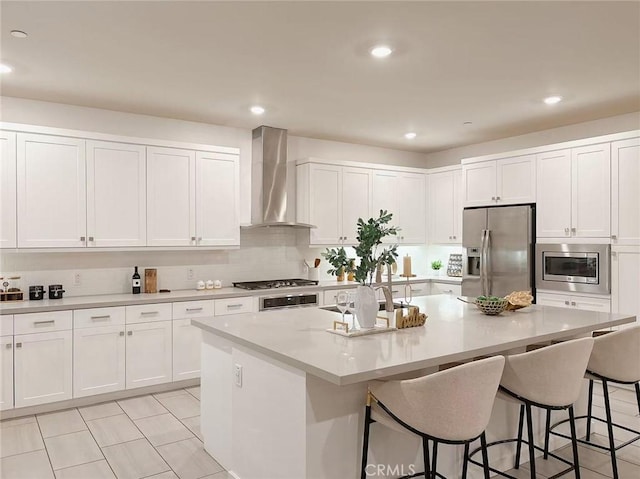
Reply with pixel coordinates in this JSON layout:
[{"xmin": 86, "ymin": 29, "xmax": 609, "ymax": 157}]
[
  {"xmin": 396, "ymin": 172, "xmax": 427, "ymax": 244},
  {"xmin": 611, "ymin": 138, "xmax": 640, "ymax": 245},
  {"xmin": 147, "ymin": 146, "xmax": 196, "ymax": 246},
  {"xmin": 87, "ymin": 141, "xmax": 146, "ymax": 247},
  {"xmin": 372, "ymin": 170, "xmax": 401, "ymax": 244},
  {"xmin": 196, "ymin": 151, "xmax": 240, "ymax": 246},
  {"xmin": 17, "ymin": 133, "xmax": 87, "ymax": 248},
  {"xmin": 462, "ymin": 155, "xmax": 535, "ymax": 207},
  {"xmin": 537, "ymin": 149, "xmax": 572, "ymax": 238},
  {"xmin": 537, "ymin": 144, "xmax": 610, "ymax": 239},
  {"xmin": 0, "ymin": 131, "xmax": 16, "ymax": 248},
  {"xmin": 429, "ymin": 168, "xmax": 462, "ymax": 244},
  {"xmin": 297, "ymin": 162, "xmax": 372, "ymax": 245}
]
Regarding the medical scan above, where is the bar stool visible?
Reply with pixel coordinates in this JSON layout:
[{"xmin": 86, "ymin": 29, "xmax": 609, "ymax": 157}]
[
  {"xmin": 470, "ymin": 337, "xmax": 594, "ymax": 479},
  {"xmin": 360, "ymin": 355, "xmax": 505, "ymax": 479},
  {"xmin": 548, "ymin": 325, "xmax": 640, "ymax": 479}
]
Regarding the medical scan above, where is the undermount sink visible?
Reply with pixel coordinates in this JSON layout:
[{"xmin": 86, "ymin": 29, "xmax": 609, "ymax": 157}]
[{"xmin": 320, "ymin": 301, "xmax": 406, "ymax": 314}]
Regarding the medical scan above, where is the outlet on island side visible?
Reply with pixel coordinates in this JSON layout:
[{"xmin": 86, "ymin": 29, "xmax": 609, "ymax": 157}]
[
  {"xmin": 234, "ymin": 364, "xmax": 243, "ymax": 387},
  {"xmin": 73, "ymin": 272, "xmax": 82, "ymax": 286},
  {"xmin": 187, "ymin": 268, "xmax": 195, "ymax": 280}
]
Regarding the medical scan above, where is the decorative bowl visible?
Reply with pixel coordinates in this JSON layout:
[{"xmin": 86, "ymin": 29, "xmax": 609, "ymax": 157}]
[{"xmin": 475, "ymin": 298, "xmax": 509, "ymax": 316}]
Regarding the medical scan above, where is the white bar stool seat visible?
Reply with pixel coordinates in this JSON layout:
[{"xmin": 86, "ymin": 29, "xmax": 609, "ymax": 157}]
[{"xmin": 361, "ymin": 355, "xmax": 505, "ymax": 479}]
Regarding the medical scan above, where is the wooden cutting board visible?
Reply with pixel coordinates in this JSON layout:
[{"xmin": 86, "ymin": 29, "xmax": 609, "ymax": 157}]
[{"xmin": 145, "ymin": 269, "xmax": 157, "ymax": 293}]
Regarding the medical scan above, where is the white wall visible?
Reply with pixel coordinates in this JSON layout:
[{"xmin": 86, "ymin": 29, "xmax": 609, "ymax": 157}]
[{"xmin": 425, "ymin": 111, "xmax": 640, "ymax": 167}]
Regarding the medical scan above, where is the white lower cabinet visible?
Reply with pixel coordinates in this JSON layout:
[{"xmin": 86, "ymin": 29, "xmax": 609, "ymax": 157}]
[
  {"xmin": 431, "ymin": 282, "xmax": 462, "ymax": 296},
  {"xmin": 73, "ymin": 325, "xmax": 126, "ymax": 398},
  {"xmin": 125, "ymin": 321, "xmax": 173, "ymax": 389},
  {"xmin": 611, "ymin": 247, "xmax": 640, "ymax": 329},
  {"xmin": 537, "ymin": 292, "xmax": 611, "ymax": 312},
  {"xmin": 172, "ymin": 319, "xmax": 202, "ymax": 380},
  {"xmin": 14, "ymin": 330, "xmax": 73, "ymax": 408},
  {"xmin": 1, "ymin": 335, "xmax": 13, "ymax": 410}
]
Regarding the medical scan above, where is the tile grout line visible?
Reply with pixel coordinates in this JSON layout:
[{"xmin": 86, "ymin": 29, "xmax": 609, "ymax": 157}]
[
  {"xmin": 74, "ymin": 405, "xmax": 118, "ymax": 479},
  {"xmin": 33, "ymin": 413, "xmax": 56, "ymax": 477}
]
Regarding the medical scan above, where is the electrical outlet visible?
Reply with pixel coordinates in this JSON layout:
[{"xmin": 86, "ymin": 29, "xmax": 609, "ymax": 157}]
[
  {"xmin": 187, "ymin": 268, "xmax": 194, "ymax": 280},
  {"xmin": 73, "ymin": 272, "xmax": 82, "ymax": 286},
  {"xmin": 234, "ymin": 364, "xmax": 243, "ymax": 387}
]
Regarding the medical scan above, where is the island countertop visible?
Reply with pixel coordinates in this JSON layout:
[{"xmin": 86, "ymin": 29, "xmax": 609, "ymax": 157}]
[{"xmin": 192, "ymin": 295, "xmax": 636, "ymax": 386}]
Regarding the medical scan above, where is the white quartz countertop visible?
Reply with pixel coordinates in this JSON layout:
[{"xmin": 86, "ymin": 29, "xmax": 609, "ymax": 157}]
[
  {"xmin": 192, "ymin": 295, "xmax": 636, "ymax": 386},
  {"xmin": 0, "ymin": 275, "xmax": 460, "ymax": 315}
]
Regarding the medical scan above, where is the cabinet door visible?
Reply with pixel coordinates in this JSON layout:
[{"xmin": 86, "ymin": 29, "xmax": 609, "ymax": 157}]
[
  {"xmin": 397, "ymin": 173, "xmax": 426, "ymax": 244},
  {"xmin": 611, "ymin": 139, "xmax": 640, "ymax": 245},
  {"xmin": 536, "ymin": 150, "xmax": 572, "ymax": 238},
  {"xmin": 126, "ymin": 321, "xmax": 172, "ymax": 389},
  {"xmin": 73, "ymin": 325, "xmax": 125, "ymax": 398},
  {"xmin": 196, "ymin": 152, "xmax": 240, "ymax": 246},
  {"xmin": 0, "ymin": 131, "xmax": 17, "ymax": 248},
  {"xmin": 536, "ymin": 292, "xmax": 571, "ymax": 308},
  {"xmin": 87, "ymin": 141, "xmax": 146, "ymax": 247},
  {"xmin": 572, "ymin": 144, "xmax": 611, "ymax": 238},
  {"xmin": 14, "ymin": 330, "xmax": 72, "ymax": 407},
  {"xmin": 611, "ymin": 248, "xmax": 640, "ymax": 328},
  {"xmin": 309, "ymin": 164, "xmax": 341, "ymax": 245},
  {"xmin": 0, "ymin": 336, "xmax": 13, "ymax": 410},
  {"xmin": 497, "ymin": 155, "xmax": 536, "ymax": 205},
  {"xmin": 462, "ymin": 161, "xmax": 497, "ymax": 207},
  {"xmin": 342, "ymin": 167, "xmax": 372, "ymax": 244},
  {"xmin": 173, "ymin": 318, "xmax": 202, "ymax": 380},
  {"xmin": 17, "ymin": 134, "xmax": 86, "ymax": 247},
  {"xmin": 429, "ymin": 171, "xmax": 456, "ymax": 244},
  {"xmin": 372, "ymin": 170, "xmax": 399, "ymax": 243},
  {"xmin": 572, "ymin": 296, "xmax": 611, "ymax": 313},
  {"xmin": 147, "ymin": 147, "xmax": 195, "ymax": 246}
]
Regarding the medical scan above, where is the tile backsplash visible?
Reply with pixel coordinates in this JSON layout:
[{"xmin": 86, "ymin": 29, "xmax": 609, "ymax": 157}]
[{"xmin": 0, "ymin": 229, "xmax": 461, "ymax": 297}]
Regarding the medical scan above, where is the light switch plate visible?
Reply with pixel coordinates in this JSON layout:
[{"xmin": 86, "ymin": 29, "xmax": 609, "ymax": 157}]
[{"xmin": 234, "ymin": 363, "xmax": 242, "ymax": 387}]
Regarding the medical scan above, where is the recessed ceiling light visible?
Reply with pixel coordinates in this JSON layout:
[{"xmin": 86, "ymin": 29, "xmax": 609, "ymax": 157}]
[
  {"xmin": 370, "ymin": 45, "xmax": 393, "ymax": 58},
  {"xmin": 250, "ymin": 105, "xmax": 265, "ymax": 115},
  {"xmin": 0, "ymin": 64, "xmax": 13, "ymax": 74},
  {"xmin": 10, "ymin": 30, "xmax": 28, "ymax": 38},
  {"xmin": 404, "ymin": 132, "xmax": 417, "ymax": 140},
  {"xmin": 543, "ymin": 95, "xmax": 563, "ymax": 105}
]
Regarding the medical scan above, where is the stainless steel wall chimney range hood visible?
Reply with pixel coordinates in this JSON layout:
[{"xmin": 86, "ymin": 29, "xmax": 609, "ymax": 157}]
[{"xmin": 243, "ymin": 126, "xmax": 315, "ymax": 229}]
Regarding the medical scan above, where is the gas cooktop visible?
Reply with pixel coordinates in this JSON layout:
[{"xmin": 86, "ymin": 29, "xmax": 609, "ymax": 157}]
[{"xmin": 233, "ymin": 279, "xmax": 319, "ymax": 290}]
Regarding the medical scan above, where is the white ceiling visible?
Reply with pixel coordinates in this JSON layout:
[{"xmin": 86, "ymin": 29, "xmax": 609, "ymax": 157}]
[{"xmin": 1, "ymin": 1, "xmax": 639, "ymax": 153}]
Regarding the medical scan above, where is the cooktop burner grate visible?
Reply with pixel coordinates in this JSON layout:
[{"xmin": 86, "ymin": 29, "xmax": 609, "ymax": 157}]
[{"xmin": 233, "ymin": 279, "xmax": 319, "ymax": 290}]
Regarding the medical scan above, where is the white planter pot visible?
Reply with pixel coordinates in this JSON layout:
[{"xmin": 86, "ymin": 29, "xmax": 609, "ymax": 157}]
[{"xmin": 355, "ymin": 285, "xmax": 378, "ymax": 329}]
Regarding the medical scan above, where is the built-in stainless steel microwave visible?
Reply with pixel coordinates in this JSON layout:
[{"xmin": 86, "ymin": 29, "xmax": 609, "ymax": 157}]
[{"xmin": 535, "ymin": 244, "xmax": 610, "ymax": 294}]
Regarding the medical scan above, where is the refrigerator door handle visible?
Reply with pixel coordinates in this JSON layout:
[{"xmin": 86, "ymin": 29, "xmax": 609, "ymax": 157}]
[
  {"xmin": 485, "ymin": 229, "xmax": 492, "ymax": 295},
  {"xmin": 480, "ymin": 229, "xmax": 488, "ymax": 296}
]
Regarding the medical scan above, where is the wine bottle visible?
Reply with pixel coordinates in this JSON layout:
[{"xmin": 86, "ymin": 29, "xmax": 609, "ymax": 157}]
[{"xmin": 132, "ymin": 266, "xmax": 141, "ymax": 294}]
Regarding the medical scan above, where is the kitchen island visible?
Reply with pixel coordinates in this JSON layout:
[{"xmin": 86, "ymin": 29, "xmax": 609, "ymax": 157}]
[{"xmin": 192, "ymin": 295, "xmax": 635, "ymax": 479}]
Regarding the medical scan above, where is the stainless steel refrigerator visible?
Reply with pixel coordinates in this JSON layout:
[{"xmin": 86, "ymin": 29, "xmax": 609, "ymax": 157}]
[{"xmin": 462, "ymin": 205, "xmax": 535, "ymax": 298}]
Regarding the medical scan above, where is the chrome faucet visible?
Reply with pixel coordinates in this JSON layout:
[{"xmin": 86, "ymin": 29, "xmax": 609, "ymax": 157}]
[{"xmin": 374, "ymin": 263, "xmax": 394, "ymax": 312}]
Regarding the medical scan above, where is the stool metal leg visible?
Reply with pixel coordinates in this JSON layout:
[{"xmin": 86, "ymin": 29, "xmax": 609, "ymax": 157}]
[
  {"xmin": 431, "ymin": 441, "xmax": 438, "ymax": 479},
  {"xmin": 569, "ymin": 406, "xmax": 581, "ymax": 479},
  {"xmin": 544, "ymin": 409, "xmax": 551, "ymax": 459},
  {"xmin": 514, "ymin": 404, "xmax": 524, "ymax": 469},
  {"xmin": 586, "ymin": 379, "xmax": 594, "ymax": 441},
  {"xmin": 361, "ymin": 405, "xmax": 372, "ymax": 479},
  {"xmin": 480, "ymin": 432, "xmax": 490, "ymax": 479},
  {"xmin": 602, "ymin": 380, "xmax": 619, "ymax": 479},
  {"xmin": 422, "ymin": 437, "xmax": 431, "ymax": 479},
  {"xmin": 462, "ymin": 442, "xmax": 469, "ymax": 479},
  {"xmin": 635, "ymin": 382, "xmax": 640, "ymax": 416},
  {"xmin": 525, "ymin": 404, "xmax": 537, "ymax": 479}
]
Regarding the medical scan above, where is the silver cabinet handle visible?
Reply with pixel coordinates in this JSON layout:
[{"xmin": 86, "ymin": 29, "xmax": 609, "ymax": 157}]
[
  {"xmin": 186, "ymin": 307, "xmax": 203, "ymax": 312},
  {"xmin": 34, "ymin": 320, "xmax": 55, "ymax": 326},
  {"xmin": 571, "ymin": 227, "xmax": 576, "ymax": 234},
  {"xmin": 88, "ymin": 236, "xmax": 94, "ymax": 242},
  {"xmin": 91, "ymin": 315, "xmax": 111, "ymax": 320},
  {"xmin": 571, "ymin": 301, "xmax": 576, "ymax": 306},
  {"xmin": 140, "ymin": 311, "xmax": 158, "ymax": 316},
  {"xmin": 80, "ymin": 236, "xmax": 86, "ymax": 242},
  {"xmin": 16, "ymin": 342, "xmax": 22, "ymax": 348},
  {"xmin": 127, "ymin": 331, "xmax": 133, "ymax": 336},
  {"xmin": 197, "ymin": 237, "xmax": 202, "ymax": 242},
  {"xmin": 191, "ymin": 236, "xmax": 196, "ymax": 242},
  {"xmin": 564, "ymin": 300, "xmax": 570, "ymax": 305},
  {"xmin": 496, "ymin": 196, "xmax": 501, "ymax": 201},
  {"xmin": 611, "ymin": 235, "xmax": 617, "ymax": 240},
  {"xmin": 5, "ymin": 343, "xmax": 12, "ymax": 349},
  {"xmin": 491, "ymin": 196, "xmax": 496, "ymax": 200},
  {"xmin": 612, "ymin": 251, "xmax": 617, "ymax": 258},
  {"xmin": 119, "ymin": 331, "xmax": 125, "ymax": 336},
  {"xmin": 564, "ymin": 228, "xmax": 570, "ymax": 234},
  {"xmin": 227, "ymin": 304, "xmax": 243, "ymax": 309}
]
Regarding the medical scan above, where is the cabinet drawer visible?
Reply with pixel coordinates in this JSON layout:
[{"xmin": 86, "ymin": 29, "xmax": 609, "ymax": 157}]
[
  {"xmin": 14, "ymin": 311, "xmax": 72, "ymax": 334},
  {"xmin": 214, "ymin": 297, "xmax": 256, "ymax": 316},
  {"xmin": 126, "ymin": 303, "xmax": 172, "ymax": 324},
  {"xmin": 0, "ymin": 315, "xmax": 13, "ymax": 336},
  {"xmin": 407, "ymin": 282, "xmax": 430, "ymax": 298},
  {"xmin": 323, "ymin": 288, "xmax": 356, "ymax": 305},
  {"xmin": 74, "ymin": 307, "xmax": 125, "ymax": 329},
  {"xmin": 431, "ymin": 282, "xmax": 462, "ymax": 296},
  {"xmin": 172, "ymin": 300, "xmax": 215, "ymax": 319}
]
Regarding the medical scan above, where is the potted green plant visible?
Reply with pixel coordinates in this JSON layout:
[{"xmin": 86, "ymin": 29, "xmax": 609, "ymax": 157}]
[
  {"xmin": 322, "ymin": 210, "xmax": 399, "ymax": 327},
  {"xmin": 323, "ymin": 247, "xmax": 350, "ymax": 281},
  {"xmin": 431, "ymin": 260, "xmax": 443, "ymax": 276}
]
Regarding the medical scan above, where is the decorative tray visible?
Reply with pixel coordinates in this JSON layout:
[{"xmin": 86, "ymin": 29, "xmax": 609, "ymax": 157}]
[{"xmin": 326, "ymin": 316, "xmax": 396, "ymax": 337}]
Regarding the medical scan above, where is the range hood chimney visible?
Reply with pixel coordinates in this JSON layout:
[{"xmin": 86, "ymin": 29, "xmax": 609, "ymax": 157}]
[{"xmin": 244, "ymin": 126, "xmax": 315, "ymax": 229}]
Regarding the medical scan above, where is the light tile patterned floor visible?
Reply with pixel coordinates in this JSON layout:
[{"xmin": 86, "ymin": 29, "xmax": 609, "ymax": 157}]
[
  {"xmin": 1, "ymin": 384, "xmax": 638, "ymax": 478},
  {"xmin": 0, "ymin": 387, "xmax": 229, "ymax": 479}
]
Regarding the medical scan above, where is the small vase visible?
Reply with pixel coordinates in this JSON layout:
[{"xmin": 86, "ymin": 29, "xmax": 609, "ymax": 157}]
[
  {"xmin": 355, "ymin": 285, "xmax": 378, "ymax": 329},
  {"xmin": 337, "ymin": 268, "xmax": 345, "ymax": 282}
]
